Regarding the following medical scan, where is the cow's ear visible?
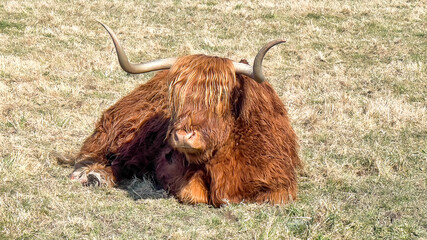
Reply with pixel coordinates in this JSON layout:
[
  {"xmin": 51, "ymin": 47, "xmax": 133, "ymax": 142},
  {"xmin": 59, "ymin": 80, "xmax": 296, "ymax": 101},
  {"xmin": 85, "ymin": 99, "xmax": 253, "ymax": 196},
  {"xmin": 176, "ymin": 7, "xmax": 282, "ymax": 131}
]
[{"xmin": 234, "ymin": 74, "xmax": 287, "ymax": 123}]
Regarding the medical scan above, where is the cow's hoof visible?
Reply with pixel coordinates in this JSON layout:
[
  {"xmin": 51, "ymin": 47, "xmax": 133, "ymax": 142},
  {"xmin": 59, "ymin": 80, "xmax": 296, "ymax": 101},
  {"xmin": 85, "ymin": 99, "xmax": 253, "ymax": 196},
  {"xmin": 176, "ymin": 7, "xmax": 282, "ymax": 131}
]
[
  {"xmin": 71, "ymin": 166, "xmax": 115, "ymax": 187},
  {"xmin": 86, "ymin": 171, "xmax": 103, "ymax": 187}
]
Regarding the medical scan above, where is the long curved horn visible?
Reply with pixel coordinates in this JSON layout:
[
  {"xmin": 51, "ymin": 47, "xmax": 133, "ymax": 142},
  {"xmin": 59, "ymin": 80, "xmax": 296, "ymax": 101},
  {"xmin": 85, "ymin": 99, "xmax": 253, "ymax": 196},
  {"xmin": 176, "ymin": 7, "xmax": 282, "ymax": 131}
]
[
  {"xmin": 234, "ymin": 39, "xmax": 286, "ymax": 83},
  {"xmin": 98, "ymin": 21, "xmax": 284, "ymax": 81},
  {"xmin": 98, "ymin": 21, "xmax": 176, "ymax": 74}
]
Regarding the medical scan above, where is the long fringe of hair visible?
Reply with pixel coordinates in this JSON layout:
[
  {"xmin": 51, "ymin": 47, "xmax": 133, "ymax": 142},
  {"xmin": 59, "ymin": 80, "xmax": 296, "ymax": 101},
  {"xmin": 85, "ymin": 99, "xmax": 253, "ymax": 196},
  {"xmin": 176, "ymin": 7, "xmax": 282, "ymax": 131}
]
[{"xmin": 167, "ymin": 55, "xmax": 236, "ymax": 120}]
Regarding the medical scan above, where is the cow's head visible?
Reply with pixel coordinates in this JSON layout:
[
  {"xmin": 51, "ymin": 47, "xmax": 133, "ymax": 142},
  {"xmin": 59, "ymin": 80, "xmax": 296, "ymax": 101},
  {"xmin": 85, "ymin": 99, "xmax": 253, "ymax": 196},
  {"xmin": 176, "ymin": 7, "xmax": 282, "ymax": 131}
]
[
  {"xmin": 99, "ymin": 22, "xmax": 285, "ymax": 164},
  {"xmin": 166, "ymin": 55, "xmax": 236, "ymax": 164}
]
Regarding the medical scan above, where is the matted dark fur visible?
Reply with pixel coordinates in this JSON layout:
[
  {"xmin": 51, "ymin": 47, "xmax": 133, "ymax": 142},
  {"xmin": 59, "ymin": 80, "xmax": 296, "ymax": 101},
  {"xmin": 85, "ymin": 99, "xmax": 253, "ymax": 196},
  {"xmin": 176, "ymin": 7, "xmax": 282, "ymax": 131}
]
[{"xmin": 72, "ymin": 55, "xmax": 301, "ymax": 207}]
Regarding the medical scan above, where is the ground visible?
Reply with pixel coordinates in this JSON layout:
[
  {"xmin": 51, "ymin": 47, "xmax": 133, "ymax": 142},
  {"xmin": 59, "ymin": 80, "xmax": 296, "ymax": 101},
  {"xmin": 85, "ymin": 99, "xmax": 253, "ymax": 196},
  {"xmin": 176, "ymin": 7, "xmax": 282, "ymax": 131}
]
[{"xmin": 0, "ymin": 0, "xmax": 426, "ymax": 239}]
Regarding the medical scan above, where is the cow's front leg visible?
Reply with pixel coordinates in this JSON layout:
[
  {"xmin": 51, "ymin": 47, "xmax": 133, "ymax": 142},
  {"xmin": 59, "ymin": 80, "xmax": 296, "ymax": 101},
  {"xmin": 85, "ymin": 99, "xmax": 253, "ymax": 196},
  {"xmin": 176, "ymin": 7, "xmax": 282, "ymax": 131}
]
[
  {"xmin": 176, "ymin": 171, "xmax": 209, "ymax": 204},
  {"xmin": 71, "ymin": 160, "xmax": 116, "ymax": 187}
]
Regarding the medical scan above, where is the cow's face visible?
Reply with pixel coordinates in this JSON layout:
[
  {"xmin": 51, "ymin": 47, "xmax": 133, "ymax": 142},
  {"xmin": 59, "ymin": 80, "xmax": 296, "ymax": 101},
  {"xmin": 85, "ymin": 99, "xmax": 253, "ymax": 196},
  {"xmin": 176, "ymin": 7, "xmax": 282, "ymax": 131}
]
[{"xmin": 167, "ymin": 55, "xmax": 237, "ymax": 164}]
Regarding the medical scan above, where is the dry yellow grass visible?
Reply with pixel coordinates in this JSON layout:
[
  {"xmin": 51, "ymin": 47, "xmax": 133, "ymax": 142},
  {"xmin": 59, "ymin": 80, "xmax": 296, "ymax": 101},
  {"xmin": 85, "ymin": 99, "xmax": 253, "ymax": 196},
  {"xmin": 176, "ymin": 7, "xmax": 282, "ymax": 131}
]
[{"xmin": 0, "ymin": 0, "xmax": 426, "ymax": 239}]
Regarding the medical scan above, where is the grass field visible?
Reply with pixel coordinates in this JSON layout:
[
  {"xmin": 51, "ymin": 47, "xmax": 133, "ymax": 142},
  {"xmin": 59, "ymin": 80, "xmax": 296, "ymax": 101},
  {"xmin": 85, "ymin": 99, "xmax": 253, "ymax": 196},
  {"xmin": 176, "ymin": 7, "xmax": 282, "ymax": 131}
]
[{"xmin": 0, "ymin": 0, "xmax": 426, "ymax": 239}]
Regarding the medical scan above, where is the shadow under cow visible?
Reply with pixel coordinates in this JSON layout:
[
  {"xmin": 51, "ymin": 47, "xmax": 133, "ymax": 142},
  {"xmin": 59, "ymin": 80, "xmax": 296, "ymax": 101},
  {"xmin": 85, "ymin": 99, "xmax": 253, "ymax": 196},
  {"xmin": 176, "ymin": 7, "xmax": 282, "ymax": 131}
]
[{"xmin": 118, "ymin": 177, "xmax": 169, "ymax": 200}]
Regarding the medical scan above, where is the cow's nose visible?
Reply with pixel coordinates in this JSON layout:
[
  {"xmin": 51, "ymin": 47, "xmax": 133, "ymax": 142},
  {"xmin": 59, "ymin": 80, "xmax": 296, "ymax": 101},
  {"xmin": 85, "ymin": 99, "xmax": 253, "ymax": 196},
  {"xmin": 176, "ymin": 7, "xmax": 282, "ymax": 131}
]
[
  {"xmin": 171, "ymin": 129, "xmax": 205, "ymax": 152},
  {"xmin": 174, "ymin": 129, "xmax": 195, "ymax": 143}
]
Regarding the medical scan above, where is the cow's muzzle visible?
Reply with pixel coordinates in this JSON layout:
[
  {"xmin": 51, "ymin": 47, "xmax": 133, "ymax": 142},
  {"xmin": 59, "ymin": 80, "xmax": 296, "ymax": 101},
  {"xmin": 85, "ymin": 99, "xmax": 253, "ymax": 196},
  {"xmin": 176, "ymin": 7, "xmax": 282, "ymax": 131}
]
[{"xmin": 170, "ymin": 129, "xmax": 206, "ymax": 154}]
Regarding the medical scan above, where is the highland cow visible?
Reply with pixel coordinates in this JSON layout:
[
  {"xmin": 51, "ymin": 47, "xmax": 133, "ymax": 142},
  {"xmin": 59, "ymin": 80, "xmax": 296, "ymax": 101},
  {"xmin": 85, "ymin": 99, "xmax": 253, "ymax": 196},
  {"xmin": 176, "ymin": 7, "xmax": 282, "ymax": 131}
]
[{"xmin": 71, "ymin": 22, "xmax": 302, "ymax": 206}]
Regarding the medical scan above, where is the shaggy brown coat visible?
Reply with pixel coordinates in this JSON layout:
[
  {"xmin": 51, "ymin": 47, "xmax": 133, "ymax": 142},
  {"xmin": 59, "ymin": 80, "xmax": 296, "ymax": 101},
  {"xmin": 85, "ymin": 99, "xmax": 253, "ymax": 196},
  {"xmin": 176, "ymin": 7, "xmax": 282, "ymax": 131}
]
[{"xmin": 73, "ymin": 55, "xmax": 301, "ymax": 207}]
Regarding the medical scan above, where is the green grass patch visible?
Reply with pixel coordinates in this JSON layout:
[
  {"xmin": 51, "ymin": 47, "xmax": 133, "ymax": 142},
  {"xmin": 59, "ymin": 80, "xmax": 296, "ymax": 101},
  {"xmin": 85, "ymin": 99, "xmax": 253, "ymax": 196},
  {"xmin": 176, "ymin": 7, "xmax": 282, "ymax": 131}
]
[
  {"xmin": 262, "ymin": 12, "xmax": 277, "ymax": 20},
  {"xmin": 0, "ymin": 20, "xmax": 25, "ymax": 31}
]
